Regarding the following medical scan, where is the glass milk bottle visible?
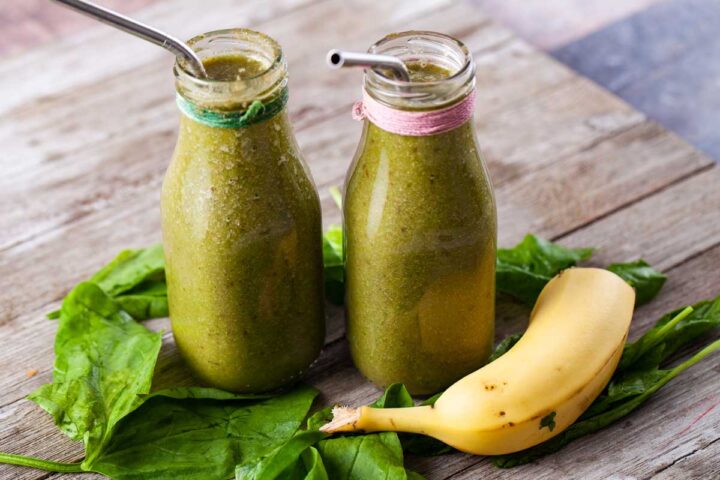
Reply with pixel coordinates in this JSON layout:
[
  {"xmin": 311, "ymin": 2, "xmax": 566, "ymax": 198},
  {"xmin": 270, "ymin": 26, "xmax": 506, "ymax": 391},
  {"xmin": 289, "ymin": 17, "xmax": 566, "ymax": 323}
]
[
  {"xmin": 344, "ymin": 31, "xmax": 497, "ymax": 395},
  {"xmin": 162, "ymin": 29, "xmax": 325, "ymax": 393}
]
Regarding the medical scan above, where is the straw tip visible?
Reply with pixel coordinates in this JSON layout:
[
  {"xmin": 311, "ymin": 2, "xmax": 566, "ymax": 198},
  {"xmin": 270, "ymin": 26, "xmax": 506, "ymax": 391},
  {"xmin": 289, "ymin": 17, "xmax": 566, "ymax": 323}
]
[{"xmin": 326, "ymin": 49, "xmax": 343, "ymax": 68}]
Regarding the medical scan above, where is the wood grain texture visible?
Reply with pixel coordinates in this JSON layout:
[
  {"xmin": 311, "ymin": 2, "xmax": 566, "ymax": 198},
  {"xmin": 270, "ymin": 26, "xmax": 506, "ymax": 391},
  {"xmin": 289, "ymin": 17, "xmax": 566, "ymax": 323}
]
[
  {"xmin": 552, "ymin": 0, "xmax": 720, "ymax": 161},
  {"xmin": 0, "ymin": 0, "xmax": 719, "ymax": 478},
  {"xmin": 0, "ymin": 0, "xmax": 157, "ymax": 56},
  {"xmin": 653, "ymin": 435, "xmax": 720, "ymax": 479},
  {"xmin": 471, "ymin": 0, "xmax": 664, "ymax": 50}
]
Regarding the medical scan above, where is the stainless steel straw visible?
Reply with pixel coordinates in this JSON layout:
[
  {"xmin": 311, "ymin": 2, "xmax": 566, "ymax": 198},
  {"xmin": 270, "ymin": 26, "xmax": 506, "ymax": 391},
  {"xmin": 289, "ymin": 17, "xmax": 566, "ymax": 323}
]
[
  {"xmin": 326, "ymin": 49, "xmax": 410, "ymax": 81},
  {"xmin": 50, "ymin": 0, "xmax": 207, "ymax": 78}
]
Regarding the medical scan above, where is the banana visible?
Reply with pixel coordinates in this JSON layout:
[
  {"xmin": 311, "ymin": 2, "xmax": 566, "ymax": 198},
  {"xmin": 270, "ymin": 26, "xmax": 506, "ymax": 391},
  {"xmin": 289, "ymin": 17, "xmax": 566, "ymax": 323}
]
[{"xmin": 321, "ymin": 267, "xmax": 635, "ymax": 455}]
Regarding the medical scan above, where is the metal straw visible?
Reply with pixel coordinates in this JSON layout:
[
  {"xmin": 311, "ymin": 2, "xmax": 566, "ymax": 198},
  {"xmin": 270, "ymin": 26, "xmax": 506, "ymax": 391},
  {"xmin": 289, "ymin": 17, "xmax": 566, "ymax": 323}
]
[
  {"xmin": 50, "ymin": 0, "xmax": 207, "ymax": 78},
  {"xmin": 327, "ymin": 49, "xmax": 410, "ymax": 81}
]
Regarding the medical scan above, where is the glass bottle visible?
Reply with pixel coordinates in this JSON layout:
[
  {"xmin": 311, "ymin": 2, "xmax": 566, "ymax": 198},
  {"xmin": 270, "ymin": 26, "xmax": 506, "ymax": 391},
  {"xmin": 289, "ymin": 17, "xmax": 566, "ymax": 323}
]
[
  {"xmin": 344, "ymin": 31, "xmax": 497, "ymax": 395},
  {"xmin": 162, "ymin": 29, "xmax": 325, "ymax": 393}
]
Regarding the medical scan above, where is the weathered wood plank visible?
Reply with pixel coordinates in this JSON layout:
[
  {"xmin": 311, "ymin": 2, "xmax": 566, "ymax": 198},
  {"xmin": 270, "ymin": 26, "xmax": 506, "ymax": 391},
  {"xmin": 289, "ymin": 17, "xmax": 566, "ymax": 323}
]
[
  {"xmin": 471, "ymin": 0, "xmax": 663, "ymax": 50},
  {"xmin": 559, "ymin": 167, "xmax": 720, "ymax": 273},
  {"xmin": 551, "ymin": 0, "xmax": 720, "ymax": 94},
  {"xmin": 0, "ymin": 0, "xmax": 483, "ymax": 251},
  {"xmin": 1, "ymin": 0, "xmax": 719, "ymax": 478},
  {"xmin": 652, "ymin": 435, "xmax": 720, "ymax": 479},
  {"xmin": 0, "ymin": 0, "xmax": 319, "ymax": 116},
  {"xmin": 494, "ymin": 122, "xmax": 710, "ymax": 245},
  {"xmin": 2, "ymin": 164, "xmax": 718, "ymax": 478},
  {"xmin": 0, "ymin": 0, "xmax": 157, "ymax": 57},
  {"xmin": 552, "ymin": 0, "xmax": 720, "ymax": 161}
]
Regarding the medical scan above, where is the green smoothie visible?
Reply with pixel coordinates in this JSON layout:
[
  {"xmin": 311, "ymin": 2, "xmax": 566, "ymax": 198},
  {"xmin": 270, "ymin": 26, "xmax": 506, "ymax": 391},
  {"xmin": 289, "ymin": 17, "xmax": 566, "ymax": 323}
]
[
  {"xmin": 344, "ymin": 36, "xmax": 496, "ymax": 395},
  {"xmin": 161, "ymin": 30, "xmax": 325, "ymax": 393}
]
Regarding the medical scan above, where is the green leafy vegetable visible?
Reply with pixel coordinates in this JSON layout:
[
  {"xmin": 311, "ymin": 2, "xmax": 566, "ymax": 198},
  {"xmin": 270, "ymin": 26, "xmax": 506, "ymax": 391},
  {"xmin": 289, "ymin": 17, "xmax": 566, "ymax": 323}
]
[
  {"xmin": 142, "ymin": 386, "xmax": 272, "ymax": 402},
  {"xmin": 492, "ymin": 297, "xmax": 720, "ymax": 467},
  {"xmin": 296, "ymin": 447, "xmax": 330, "ymax": 480},
  {"xmin": 239, "ymin": 384, "xmax": 424, "ymax": 480},
  {"xmin": 47, "ymin": 244, "xmax": 166, "ymax": 319},
  {"xmin": 488, "ymin": 333, "xmax": 523, "ymax": 362},
  {"xmin": 0, "ymin": 453, "xmax": 83, "ymax": 473},
  {"xmin": 89, "ymin": 386, "xmax": 318, "ymax": 480},
  {"xmin": 28, "ymin": 282, "xmax": 162, "ymax": 467},
  {"xmin": 619, "ymin": 298, "xmax": 720, "ymax": 372},
  {"xmin": 323, "ymin": 225, "xmax": 344, "ymax": 305},
  {"xmin": 316, "ymin": 431, "xmax": 414, "ymax": 480},
  {"xmin": 236, "ymin": 430, "xmax": 327, "ymax": 480},
  {"xmin": 493, "ymin": 337, "xmax": 720, "ymax": 468},
  {"xmin": 607, "ymin": 259, "xmax": 666, "ymax": 305},
  {"xmin": 371, "ymin": 383, "xmax": 414, "ymax": 408},
  {"xmin": 314, "ymin": 384, "xmax": 424, "ymax": 480},
  {"xmin": 89, "ymin": 244, "xmax": 165, "ymax": 296},
  {"xmin": 496, "ymin": 234, "xmax": 593, "ymax": 305},
  {"xmin": 114, "ymin": 279, "xmax": 168, "ymax": 320},
  {"xmin": 22, "ymin": 276, "xmax": 317, "ymax": 480},
  {"xmin": 6, "ymin": 229, "xmax": 715, "ymax": 479},
  {"xmin": 328, "ymin": 186, "xmax": 343, "ymax": 210},
  {"xmin": 49, "ymin": 228, "xmax": 347, "ymax": 318}
]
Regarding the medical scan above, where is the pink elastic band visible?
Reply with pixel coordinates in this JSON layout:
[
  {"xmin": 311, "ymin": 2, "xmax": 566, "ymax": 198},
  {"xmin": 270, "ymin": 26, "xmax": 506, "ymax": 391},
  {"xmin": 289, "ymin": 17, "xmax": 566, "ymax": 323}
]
[{"xmin": 351, "ymin": 89, "xmax": 476, "ymax": 136}]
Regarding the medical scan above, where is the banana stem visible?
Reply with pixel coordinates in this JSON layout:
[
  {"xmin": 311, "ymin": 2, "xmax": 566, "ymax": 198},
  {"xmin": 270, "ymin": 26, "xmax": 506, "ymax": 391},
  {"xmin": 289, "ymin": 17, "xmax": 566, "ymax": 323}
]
[{"xmin": 322, "ymin": 405, "xmax": 437, "ymax": 435}]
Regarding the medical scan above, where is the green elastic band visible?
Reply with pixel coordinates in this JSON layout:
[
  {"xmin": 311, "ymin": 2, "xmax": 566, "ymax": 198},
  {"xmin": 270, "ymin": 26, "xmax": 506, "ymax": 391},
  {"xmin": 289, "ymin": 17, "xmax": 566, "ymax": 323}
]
[{"xmin": 176, "ymin": 88, "xmax": 289, "ymax": 128}]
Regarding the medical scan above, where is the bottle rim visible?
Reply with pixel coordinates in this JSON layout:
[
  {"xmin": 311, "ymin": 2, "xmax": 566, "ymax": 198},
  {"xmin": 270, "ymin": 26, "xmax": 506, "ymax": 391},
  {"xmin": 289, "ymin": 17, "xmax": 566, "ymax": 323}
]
[
  {"xmin": 174, "ymin": 28, "xmax": 288, "ymax": 111},
  {"xmin": 364, "ymin": 31, "xmax": 476, "ymax": 110}
]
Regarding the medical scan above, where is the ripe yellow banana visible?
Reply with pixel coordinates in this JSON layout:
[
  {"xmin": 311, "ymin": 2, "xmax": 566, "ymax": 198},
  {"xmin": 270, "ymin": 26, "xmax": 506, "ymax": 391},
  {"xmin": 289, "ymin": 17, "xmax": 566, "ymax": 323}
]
[{"xmin": 321, "ymin": 267, "xmax": 635, "ymax": 455}]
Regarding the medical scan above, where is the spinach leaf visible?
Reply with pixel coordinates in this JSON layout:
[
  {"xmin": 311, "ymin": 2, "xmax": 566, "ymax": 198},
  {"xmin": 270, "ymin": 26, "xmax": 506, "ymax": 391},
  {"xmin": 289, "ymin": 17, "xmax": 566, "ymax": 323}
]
[
  {"xmin": 493, "ymin": 298, "xmax": 720, "ymax": 467},
  {"xmin": 619, "ymin": 297, "xmax": 720, "ymax": 372},
  {"xmin": 297, "ymin": 447, "xmax": 330, "ymax": 480},
  {"xmin": 329, "ymin": 186, "xmax": 343, "ymax": 209},
  {"xmin": 47, "ymin": 244, "xmax": 166, "ymax": 319},
  {"xmin": 315, "ymin": 385, "xmax": 425, "ymax": 479},
  {"xmin": 49, "ymin": 225, "xmax": 348, "ymax": 318},
  {"xmin": 143, "ymin": 387, "xmax": 272, "ymax": 402},
  {"xmin": 488, "ymin": 333, "xmax": 523, "ymax": 362},
  {"xmin": 252, "ymin": 384, "xmax": 425, "ymax": 480},
  {"xmin": 0, "ymin": 453, "xmax": 83, "ymax": 474},
  {"xmin": 90, "ymin": 244, "xmax": 165, "ymax": 296},
  {"xmin": 496, "ymin": 234, "xmax": 593, "ymax": 305},
  {"xmin": 607, "ymin": 259, "xmax": 666, "ymax": 305},
  {"xmin": 586, "ymin": 298, "xmax": 719, "ymax": 417},
  {"xmin": 371, "ymin": 383, "xmax": 414, "ymax": 408},
  {"xmin": 114, "ymin": 279, "xmax": 168, "ymax": 320},
  {"xmin": 492, "ymin": 337, "xmax": 720, "ymax": 468},
  {"xmin": 262, "ymin": 446, "xmax": 329, "ymax": 480},
  {"xmin": 316, "ymin": 432, "xmax": 413, "ymax": 480},
  {"xmin": 23, "ymin": 279, "xmax": 317, "ymax": 480},
  {"xmin": 28, "ymin": 282, "xmax": 162, "ymax": 466},
  {"xmin": 236, "ymin": 430, "xmax": 327, "ymax": 480},
  {"xmin": 323, "ymin": 225, "xmax": 344, "ymax": 305},
  {"xmin": 88, "ymin": 385, "xmax": 318, "ymax": 480}
]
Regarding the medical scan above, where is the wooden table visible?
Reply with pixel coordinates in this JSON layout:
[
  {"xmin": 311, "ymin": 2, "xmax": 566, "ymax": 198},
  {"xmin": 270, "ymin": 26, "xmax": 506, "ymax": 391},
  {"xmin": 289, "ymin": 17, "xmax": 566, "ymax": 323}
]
[{"xmin": 1, "ymin": 1, "xmax": 718, "ymax": 478}]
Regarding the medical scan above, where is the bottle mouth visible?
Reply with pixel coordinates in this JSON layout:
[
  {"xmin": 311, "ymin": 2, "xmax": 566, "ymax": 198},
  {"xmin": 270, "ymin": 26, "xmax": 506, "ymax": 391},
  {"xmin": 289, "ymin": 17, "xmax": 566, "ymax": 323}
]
[
  {"xmin": 364, "ymin": 31, "xmax": 475, "ymax": 110},
  {"xmin": 175, "ymin": 29, "xmax": 287, "ymax": 111}
]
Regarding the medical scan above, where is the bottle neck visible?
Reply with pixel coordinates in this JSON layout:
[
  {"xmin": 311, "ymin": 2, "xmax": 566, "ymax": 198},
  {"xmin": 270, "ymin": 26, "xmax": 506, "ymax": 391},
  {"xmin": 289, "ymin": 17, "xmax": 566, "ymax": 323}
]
[
  {"xmin": 362, "ymin": 31, "xmax": 476, "ymax": 112},
  {"xmin": 174, "ymin": 29, "xmax": 288, "ymax": 128}
]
